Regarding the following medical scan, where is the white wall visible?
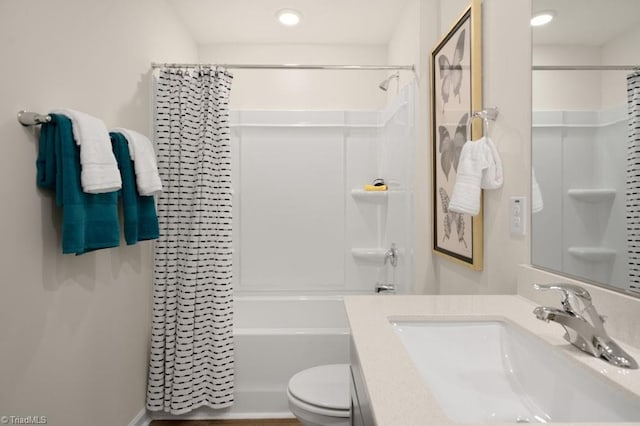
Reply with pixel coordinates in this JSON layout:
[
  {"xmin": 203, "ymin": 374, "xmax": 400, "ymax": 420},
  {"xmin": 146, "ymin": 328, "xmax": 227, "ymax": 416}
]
[
  {"xmin": 387, "ymin": 0, "xmax": 421, "ymax": 96},
  {"xmin": 426, "ymin": 0, "xmax": 532, "ymax": 294},
  {"xmin": 198, "ymin": 44, "xmax": 389, "ymax": 110},
  {"xmin": 0, "ymin": 1, "xmax": 197, "ymax": 426},
  {"xmin": 532, "ymin": 45, "xmax": 602, "ymax": 111},
  {"xmin": 601, "ymin": 25, "xmax": 640, "ymax": 108},
  {"xmin": 533, "ymin": 25, "xmax": 640, "ymax": 111}
]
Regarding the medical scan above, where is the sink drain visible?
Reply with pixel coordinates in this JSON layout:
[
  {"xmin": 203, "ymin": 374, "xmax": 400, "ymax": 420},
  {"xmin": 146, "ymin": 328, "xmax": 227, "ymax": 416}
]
[{"xmin": 515, "ymin": 417, "xmax": 530, "ymax": 423}]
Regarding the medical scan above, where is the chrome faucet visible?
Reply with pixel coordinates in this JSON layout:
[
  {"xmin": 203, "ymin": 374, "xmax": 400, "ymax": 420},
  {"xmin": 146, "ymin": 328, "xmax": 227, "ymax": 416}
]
[
  {"xmin": 375, "ymin": 283, "xmax": 396, "ymax": 294},
  {"xmin": 384, "ymin": 243, "xmax": 398, "ymax": 267},
  {"xmin": 375, "ymin": 244, "xmax": 398, "ymax": 294},
  {"xmin": 532, "ymin": 283, "xmax": 638, "ymax": 369}
]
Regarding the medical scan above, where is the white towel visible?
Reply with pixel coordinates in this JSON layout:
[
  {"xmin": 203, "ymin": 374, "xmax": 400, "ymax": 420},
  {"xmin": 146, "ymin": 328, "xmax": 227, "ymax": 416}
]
[
  {"xmin": 52, "ymin": 109, "xmax": 121, "ymax": 194},
  {"xmin": 532, "ymin": 168, "xmax": 544, "ymax": 213},
  {"xmin": 112, "ymin": 128, "xmax": 163, "ymax": 196},
  {"xmin": 449, "ymin": 136, "xmax": 504, "ymax": 216},
  {"xmin": 480, "ymin": 137, "xmax": 503, "ymax": 189}
]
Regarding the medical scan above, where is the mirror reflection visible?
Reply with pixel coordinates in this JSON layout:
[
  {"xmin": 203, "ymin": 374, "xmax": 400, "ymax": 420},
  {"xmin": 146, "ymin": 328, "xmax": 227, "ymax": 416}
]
[{"xmin": 531, "ymin": 0, "xmax": 640, "ymax": 295}]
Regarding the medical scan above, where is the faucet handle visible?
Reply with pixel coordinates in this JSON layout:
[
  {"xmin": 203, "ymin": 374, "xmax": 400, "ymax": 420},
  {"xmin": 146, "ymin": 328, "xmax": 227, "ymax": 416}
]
[
  {"xmin": 384, "ymin": 243, "xmax": 398, "ymax": 267},
  {"xmin": 533, "ymin": 283, "xmax": 592, "ymax": 301},
  {"xmin": 533, "ymin": 283, "xmax": 592, "ymax": 315}
]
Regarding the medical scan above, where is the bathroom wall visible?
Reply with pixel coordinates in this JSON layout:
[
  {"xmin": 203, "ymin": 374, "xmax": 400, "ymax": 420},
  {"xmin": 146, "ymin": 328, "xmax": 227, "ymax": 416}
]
[
  {"xmin": 387, "ymin": 0, "xmax": 421, "ymax": 95},
  {"xmin": 198, "ymin": 44, "xmax": 388, "ymax": 110},
  {"xmin": 601, "ymin": 24, "xmax": 640, "ymax": 109},
  {"xmin": 422, "ymin": 0, "xmax": 532, "ymax": 294},
  {"xmin": 532, "ymin": 45, "xmax": 602, "ymax": 111},
  {"xmin": 533, "ymin": 25, "xmax": 640, "ymax": 112},
  {"xmin": 0, "ymin": 1, "xmax": 197, "ymax": 426}
]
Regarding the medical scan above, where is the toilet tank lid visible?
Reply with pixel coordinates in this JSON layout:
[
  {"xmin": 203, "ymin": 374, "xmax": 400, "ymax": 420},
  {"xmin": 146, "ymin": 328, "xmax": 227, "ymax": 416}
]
[{"xmin": 288, "ymin": 364, "xmax": 351, "ymax": 411}]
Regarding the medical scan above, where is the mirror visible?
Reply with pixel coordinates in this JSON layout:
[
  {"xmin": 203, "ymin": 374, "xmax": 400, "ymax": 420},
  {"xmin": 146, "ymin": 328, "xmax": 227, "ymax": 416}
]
[{"xmin": 531, "ymin": 0, "xmax": 640, "ymax": 296}]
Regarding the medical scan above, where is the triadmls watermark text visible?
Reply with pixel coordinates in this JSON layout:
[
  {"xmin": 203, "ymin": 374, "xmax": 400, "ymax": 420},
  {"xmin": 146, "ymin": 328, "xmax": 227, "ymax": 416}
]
[{"xmin": 0, "ymin": 416, "xmax": 47, "ymax": 425}]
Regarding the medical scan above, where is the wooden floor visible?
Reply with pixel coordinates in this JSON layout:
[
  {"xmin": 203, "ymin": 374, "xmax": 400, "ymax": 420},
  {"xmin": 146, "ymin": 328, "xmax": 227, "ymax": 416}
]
[{"xmin": 150, "ymin": 419, "xmax": 302, "ymax": 426}]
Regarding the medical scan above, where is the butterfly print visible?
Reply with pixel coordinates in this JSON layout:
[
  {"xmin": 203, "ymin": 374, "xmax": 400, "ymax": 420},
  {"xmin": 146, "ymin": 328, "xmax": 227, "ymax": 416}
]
[
  {"xmin": 439, "ymin": 187, "xmax": 467, "ymax": 248},
  {"xmin": 438, "ymin": 113, "xmax": 468, "ymax": 181},
  {"xmin": 438, "ymin": 28, "xmax": 466, "ymax": 113}
]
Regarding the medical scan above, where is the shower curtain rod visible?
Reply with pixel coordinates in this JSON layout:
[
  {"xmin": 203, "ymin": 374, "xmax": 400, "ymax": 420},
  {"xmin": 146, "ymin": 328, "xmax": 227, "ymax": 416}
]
[
  {"xmin": 533, "ymin": 65, "xmax": 640, "ymax": 71},
  {"xmin": 152, "ymin": 62, "xmax": 415, "ymax": 71}
]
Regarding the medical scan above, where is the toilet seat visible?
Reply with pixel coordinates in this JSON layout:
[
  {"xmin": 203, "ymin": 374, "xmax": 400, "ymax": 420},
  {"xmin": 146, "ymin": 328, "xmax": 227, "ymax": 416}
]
[
  {"xmin": 287, "ymin": 364, "xmax": 351, "ymax": 418},
  {"xmin": 287, "ymin": 388, "xmax": 351, "ymax": 418}
]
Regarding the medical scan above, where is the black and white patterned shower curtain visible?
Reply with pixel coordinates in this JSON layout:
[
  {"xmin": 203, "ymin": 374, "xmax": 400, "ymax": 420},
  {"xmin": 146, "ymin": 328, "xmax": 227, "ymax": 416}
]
[
  {"xmin": 147, "ymin": 67, "xmax": 234, "ymax": 414},
  {"xmin": 627, "ymin": 71, "xmax": 640, "ymax": 288}
]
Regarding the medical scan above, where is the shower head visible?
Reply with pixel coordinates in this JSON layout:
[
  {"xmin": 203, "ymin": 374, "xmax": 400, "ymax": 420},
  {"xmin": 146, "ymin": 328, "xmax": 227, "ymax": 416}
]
[{"xmin": 379, "ymin": 72, "xmax": 400, "ymax": 91}]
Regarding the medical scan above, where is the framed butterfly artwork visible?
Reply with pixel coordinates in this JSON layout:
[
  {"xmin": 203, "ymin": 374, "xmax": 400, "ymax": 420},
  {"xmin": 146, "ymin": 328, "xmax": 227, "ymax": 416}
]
[{"xmin": 430, "ymin": 0, "xmax": 483, "ymax": 270}]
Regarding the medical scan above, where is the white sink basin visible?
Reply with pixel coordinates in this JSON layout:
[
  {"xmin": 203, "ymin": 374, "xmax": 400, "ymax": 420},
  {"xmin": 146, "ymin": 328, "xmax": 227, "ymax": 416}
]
[{"xmin": 391, "ymin": 319, "xmax": 640, "ymax": 423}]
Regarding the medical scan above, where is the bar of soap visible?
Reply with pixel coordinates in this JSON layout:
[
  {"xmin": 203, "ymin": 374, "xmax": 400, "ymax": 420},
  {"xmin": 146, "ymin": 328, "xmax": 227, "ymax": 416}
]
[{"xmin": 364, "ymin": 184, "xmax": 387, "ymax": 191}]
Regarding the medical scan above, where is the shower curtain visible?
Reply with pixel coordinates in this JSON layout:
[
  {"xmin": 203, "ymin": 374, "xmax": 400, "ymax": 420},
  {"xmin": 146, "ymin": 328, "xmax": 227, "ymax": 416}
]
[
  {"xmin": 146, "ymin": 66, "xmax": 235, "ymax": 414},
  {"xmin": 626, "ymin": 71, "xmax": 640, "ymax": 288}
]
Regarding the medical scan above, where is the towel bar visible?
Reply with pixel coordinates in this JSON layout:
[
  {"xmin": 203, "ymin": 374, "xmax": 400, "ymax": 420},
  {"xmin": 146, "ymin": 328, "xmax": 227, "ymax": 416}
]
[{"xmin": 17, "ymin": 110, "xmax": 51, "ymax": 126}]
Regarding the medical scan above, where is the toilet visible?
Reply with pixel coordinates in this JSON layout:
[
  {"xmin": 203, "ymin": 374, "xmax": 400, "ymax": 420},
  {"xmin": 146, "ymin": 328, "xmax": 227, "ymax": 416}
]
[{"xmin": 287, "ymin": 364, "xmax": 352, "ymax": 426}]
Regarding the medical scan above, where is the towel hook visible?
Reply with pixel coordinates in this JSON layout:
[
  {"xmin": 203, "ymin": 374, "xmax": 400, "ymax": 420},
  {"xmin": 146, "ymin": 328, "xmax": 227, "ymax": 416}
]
[
  {"xmin": 17, "ymin": 110, "xmax": 51, "ymax": 126},
  {"xmin": 465, "ymin": 107, "xmax": 499, "ymax": 141}
]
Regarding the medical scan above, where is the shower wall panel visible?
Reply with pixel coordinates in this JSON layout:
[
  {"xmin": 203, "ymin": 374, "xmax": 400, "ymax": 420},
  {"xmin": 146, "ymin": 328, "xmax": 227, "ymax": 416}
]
[
  {"xmin": 239, "ymin": 125, "xmax": 346, "ymax": 291},
  {"xmin": 532, "ymin": 108, "xmax": 627, "ymax": 289},
  {"xmin": 230, "ymin": 87, "xmax": 415, "ymax": 294}
]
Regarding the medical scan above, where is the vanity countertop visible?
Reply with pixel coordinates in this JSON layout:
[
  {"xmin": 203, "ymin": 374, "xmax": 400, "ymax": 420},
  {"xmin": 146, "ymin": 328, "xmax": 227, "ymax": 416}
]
[{"xmin": 344, "ymin": 295, "xmax": 640, "ymax": 426}]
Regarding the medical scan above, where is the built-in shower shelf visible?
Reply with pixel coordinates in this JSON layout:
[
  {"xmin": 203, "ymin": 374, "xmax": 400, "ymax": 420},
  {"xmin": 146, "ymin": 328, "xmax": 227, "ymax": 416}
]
[
  {"xmin": 351, "ymin": 248, "xmax": 387, "ymax": 263},
  {"xmin": 568, "ymin": 247, "xmax": 616, "ymax": 262},
  {"xmin": 568, "ymin": 189, "xmax": 616, "ymax": 203},
  {"xmin": 351, "ymin": 189, "xmax": 388, "ymax": 202}
]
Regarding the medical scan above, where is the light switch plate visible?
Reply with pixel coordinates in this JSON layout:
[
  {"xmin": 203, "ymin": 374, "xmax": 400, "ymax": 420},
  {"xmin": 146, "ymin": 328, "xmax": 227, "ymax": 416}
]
[{"xmin": 510, "ymin": 196, "xmax": 527, "ymax": 236}]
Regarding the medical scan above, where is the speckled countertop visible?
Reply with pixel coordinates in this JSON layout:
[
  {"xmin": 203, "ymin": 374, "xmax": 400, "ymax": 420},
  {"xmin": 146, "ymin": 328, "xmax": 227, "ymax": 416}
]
[{"xmin": 344, "ymin": 295, "xmax": 640, "ymax": 426}]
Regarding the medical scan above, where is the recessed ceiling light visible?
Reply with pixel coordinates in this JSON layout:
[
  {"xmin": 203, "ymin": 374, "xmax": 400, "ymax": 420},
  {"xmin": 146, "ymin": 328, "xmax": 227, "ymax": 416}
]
[
  {"xmin": 276, "ymin": 9, "xmax": 302, "ymax": 27},
  {"xmin": 531, "ymin": 10, "xmax": 555, "ymax": 27}
]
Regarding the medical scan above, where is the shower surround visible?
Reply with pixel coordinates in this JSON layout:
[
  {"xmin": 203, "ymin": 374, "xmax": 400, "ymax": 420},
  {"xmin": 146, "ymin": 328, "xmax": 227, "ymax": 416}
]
[{"xmin": 231, "ymin": 83, "xmax": 415, "ymax": 296}]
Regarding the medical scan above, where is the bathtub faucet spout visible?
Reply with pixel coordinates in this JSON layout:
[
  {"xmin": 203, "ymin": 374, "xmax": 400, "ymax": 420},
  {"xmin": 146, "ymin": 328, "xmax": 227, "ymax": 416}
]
[{"xmin": 375, "ymin": 283, "xmax": 396, "ymax": 294}]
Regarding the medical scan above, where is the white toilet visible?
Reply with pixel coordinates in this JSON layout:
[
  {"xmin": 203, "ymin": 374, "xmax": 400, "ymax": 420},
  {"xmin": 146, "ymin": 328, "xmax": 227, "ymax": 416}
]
[{"xmin": 287, "ymin": 364, "xmax": 352, "ymax": 426}]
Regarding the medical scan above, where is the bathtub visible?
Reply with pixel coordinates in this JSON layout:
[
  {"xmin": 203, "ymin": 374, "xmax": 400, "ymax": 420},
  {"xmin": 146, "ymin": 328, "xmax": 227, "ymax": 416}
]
[
  {"xmin": 153, "ymin": 295, "xmax": 351, "ymax": 420},
  {"xmin": 233, "ymin": 295, "xmax": 351, "ymax": 417}
]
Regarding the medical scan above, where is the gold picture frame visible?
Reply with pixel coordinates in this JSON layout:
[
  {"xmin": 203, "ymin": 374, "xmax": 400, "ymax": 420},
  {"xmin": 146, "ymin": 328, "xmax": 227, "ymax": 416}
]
[{"xmin": 430, "ymin": 0, "xmax": 483, "ymax": 270}]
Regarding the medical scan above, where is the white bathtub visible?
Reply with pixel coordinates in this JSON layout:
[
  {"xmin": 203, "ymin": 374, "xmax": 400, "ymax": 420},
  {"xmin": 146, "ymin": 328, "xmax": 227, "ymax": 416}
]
[
  {"xmin": 233, "ymin": 296, "xmax": 351, "ymax": 417},
  {"xmin": 153, "ymin": 295, "xmax": 351, "ymax": 420}
]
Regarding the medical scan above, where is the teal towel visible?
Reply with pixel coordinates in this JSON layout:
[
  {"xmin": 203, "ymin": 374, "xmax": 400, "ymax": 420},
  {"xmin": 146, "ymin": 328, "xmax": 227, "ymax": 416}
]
[
  {"xmin": 110, "ymin": 132, "xmax": 159, "ymax": 245},
  {"xmin": 36, "ymin": 114, "xmax": 120, "ymax": 254}
]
